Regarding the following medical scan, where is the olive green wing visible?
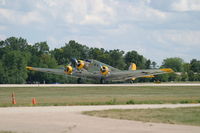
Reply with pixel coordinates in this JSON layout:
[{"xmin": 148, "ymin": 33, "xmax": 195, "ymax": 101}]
[
  {"xmin": 26, "ymin": 66, "xmax": 101, "ymax": 80},
  {"xmin": 106, "ymin": 68, "xmax": 173, "ymax": 81}
]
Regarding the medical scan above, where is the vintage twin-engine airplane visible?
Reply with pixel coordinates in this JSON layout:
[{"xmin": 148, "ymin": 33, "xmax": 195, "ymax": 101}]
[{"xmin": 26, "ymin": 59, "xmax": 173, "ymax": 83}]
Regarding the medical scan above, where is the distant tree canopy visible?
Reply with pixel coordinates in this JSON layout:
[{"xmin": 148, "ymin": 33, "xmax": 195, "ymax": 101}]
[
  {"xmin": 190, "ymin": 59, "xmax": 200, "ymax": 73},
  {"xmin": 161, "ymin": 57, "xmax": 184, "ymax": 72},
  {"xmin": 125, "ymin": 51, "xmax": 146, "ymax": 69},
  {"xmin": 0, "ymin": 37, "xmax": 199, "ymax": 84}
]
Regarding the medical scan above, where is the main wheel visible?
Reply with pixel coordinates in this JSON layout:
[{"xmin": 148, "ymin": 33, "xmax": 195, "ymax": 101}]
[
  {"xmin": 130, "ymin": 80, "xmax": 134, "ymax": 84},
  {"xmin": 77, "ymin": 78, "xmax": 82, "ymax": 84},
  {"xmin": 100, "ymin": 78, "xmax": 106, "ymax": 84}
]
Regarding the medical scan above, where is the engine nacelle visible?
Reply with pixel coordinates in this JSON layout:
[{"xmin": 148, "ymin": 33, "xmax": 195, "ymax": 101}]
[
  {"xmin": 100, "ymin": 66, "xmax": 109, "ymax": 75},
  {"xmin": 64, "ymin": 65, "xmax": 73, "ymax": 75},
  {"xmin": 76, "ymin": 60, "xmax": 85, "ymax": 69}
]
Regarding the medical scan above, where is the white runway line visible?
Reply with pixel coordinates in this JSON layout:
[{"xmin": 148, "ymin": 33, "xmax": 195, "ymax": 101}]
[{"xmin": 1, "ymin": 83, "xmax": 200, "ymax": 87}]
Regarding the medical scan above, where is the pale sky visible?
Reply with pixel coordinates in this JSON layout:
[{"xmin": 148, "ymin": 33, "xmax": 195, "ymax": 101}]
[{"xmin": 0, "ymin": 0, "xmax": 200, "ymax": 64}]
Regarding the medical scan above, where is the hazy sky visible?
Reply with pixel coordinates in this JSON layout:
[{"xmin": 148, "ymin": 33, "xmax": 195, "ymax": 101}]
[{"xmin": 0, "ymin": 0, "xmax": 200, "ymax": 64}]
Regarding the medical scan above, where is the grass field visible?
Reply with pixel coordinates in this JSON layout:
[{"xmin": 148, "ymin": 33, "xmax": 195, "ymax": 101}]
[
  {"xmin": 0, "ymin": 86, "xmax": 200, "ymax": 107},
  {"xmin": 83, "ymin": 106, "xmax": 200, "ymax": 126}
]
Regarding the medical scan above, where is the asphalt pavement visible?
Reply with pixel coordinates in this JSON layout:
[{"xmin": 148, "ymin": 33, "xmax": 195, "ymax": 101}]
[
  {"xmin": 0, "ymin": 104, "xmax": 200, "ymax": 133},
  {"xmin": 1, "ymin": 83, "xmax": 200, "ymax": 87}
]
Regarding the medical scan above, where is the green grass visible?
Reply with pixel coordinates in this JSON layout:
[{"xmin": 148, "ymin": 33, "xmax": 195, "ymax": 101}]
[
  {"xmin": 0, "ymin": 86, "xmax": 200, "ymax": 107},
  {"xmin": 83, "ymin": 106, "xmax": 200, "ymax": 126}
]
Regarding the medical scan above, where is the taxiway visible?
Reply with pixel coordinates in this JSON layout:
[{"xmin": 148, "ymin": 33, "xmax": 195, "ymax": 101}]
[{"xmin": 0, "ymin": 104, "xmax": 200, "ymax": 133}]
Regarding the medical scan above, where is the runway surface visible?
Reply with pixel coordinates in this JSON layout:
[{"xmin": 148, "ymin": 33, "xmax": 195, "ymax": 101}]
[
  {"xmin": 1, "ymin": 83, "xmax": 200, "ymax": 87},
  {"xmin": 0, "ymin": 104, "xmax": 200, "ymax": 133}
]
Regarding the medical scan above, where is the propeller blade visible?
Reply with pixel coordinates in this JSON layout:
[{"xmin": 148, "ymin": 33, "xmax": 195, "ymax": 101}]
[{"xmin": 71, "ymin": 58, "xmax": 78, "ymax": 67}]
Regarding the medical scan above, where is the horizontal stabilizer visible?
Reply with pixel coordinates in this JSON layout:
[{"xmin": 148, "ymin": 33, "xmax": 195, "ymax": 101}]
[{"xmin": 160, "ymin": 68, "xmax": 174, "ymax": 73}]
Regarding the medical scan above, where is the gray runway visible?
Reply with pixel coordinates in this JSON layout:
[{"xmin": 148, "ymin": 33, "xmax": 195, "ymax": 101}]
[{"xmin": 1, "ymin": 83, "xmax": 200, "ymax": 87}]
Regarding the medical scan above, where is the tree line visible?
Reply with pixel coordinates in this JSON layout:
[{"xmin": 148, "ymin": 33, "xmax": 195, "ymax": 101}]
[{"xmin": 0, "ymin": 37, "xmax": 199, "ymax": 84}]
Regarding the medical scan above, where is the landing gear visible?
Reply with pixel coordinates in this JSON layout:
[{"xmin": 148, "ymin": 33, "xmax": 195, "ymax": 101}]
[
  {"xmin": 100, "ymin": 78, "xmax": 106, "ymax": 84},
  {"xmin": 77, "ymin": 78, "xmax": 82, "ymax": 84},
  {"xmin": 129, "ymin": 79, "xmax": 137, "ymax": 84},
  {"xmin": 130, "ymin": 80, "xmax": 134, "ymax": 84}
]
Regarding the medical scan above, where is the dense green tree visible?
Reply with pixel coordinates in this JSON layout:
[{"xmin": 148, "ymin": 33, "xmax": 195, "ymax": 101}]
[
  {"xmin": 4, "ymin": 37, "xmax": 29, "ymax": 51},
  {"xmin": 181, "ymin": 72, "xmax": 189, "ymax": 81},
  {"xmin": 0, "ymin": 41, "xmax": 5, "ymax": 59},
  {"xmin": 88, "ymin": 48, "xmax": 111, "ymax": 65},
  {"xmin": 195, "ymin": 74, "xmax": 200, "ymax": 81},
  {"xmin": 156, "ymin": 74, "xmax": 169, "ymax": 82},
  {"xmin": 183, "ymin": 63, "xmax": 190, "ymax": 73},
  {"xmin": 161, "ymin": 57, "xmax": 184, "ymax": 72},
  {"xmin": 190, "ymin": 59, "xmax": 200, "ymax": 73},
  {"xmin": 168, "ymin": 73, "xmax": 180, "ymax": 81},
  {"xmin": 188, "ymin": 71, "xmax": 194, "ymax": 81},
  {"xmin": 124, "ymin": 50, "xmax": 146, "ymax": 69},
  {"xmin": 0, "ymin": 37, "xmax": 32, "ymax": 83},
  {"xmin": 51, "ymin": 48, "xmax": 66, "ymax": 65},
  {"xmin": 2, "ymin": 51, "xmax": 28, "ymax": 83},
  {"xmin": 0, "ymin": 37, "xmax": 30, "ymax": 59},
  {"xmin": 108, "ymin": 49, "xmax": 125, "ymax": 69},
  {"xmin": 145, "ymin": 59, "xmax": 151, "ymax": 69},
  {"xmin": 64, "ymin": 40, "xmax": 89, "ymax": 60},
  {"xmin": 89, "ymin": 48, "xmax": 105, "ymax": 59},
  {"xmin": 0, "ymin": 60, "xmax": 5, "ymax": 83},
  {"xmin": 32, "ymin": 42, "xmax": 49, "ymax": 55}
]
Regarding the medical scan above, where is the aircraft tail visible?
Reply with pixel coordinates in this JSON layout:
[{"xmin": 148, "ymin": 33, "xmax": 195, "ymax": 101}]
[{"xmin": 129, "ymin": 63, "xmax": 136, "ymax": 71}]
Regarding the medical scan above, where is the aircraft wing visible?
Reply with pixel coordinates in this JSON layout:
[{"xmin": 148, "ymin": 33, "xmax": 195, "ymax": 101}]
[
  {"xmin": 26, "ymin": 66, "xmax": 66, "ymax": 75},
  {"xmin": 105, "ymin": 68, "xmax": 173, "ymax": 81},
  {"xmin": 26, "ymin": 66, "xmax": 101, "ymax": 80},
  {"xmin": 26, "ymin": 65, "xmax": 173, "ymax": 83}
]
